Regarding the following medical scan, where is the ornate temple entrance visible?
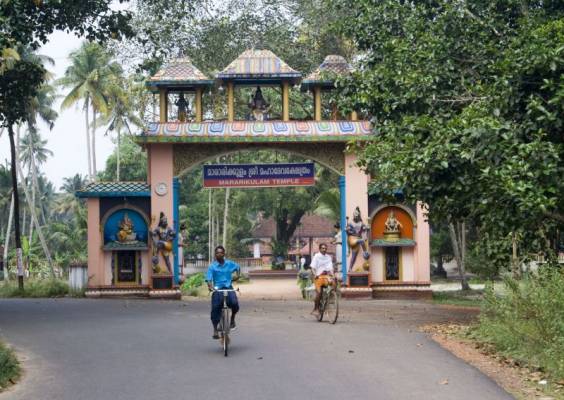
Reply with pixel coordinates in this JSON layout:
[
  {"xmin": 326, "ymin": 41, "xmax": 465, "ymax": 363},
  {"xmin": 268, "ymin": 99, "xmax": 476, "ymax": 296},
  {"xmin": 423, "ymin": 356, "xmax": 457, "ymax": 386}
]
[{"xmin": 78, "ymin": 49, "xmax": 431, "ymax": 299}]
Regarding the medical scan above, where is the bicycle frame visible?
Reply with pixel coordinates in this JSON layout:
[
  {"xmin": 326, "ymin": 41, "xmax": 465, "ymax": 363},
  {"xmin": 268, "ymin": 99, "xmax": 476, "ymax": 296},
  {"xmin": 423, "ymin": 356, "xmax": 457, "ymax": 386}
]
[
  {"xmin": 212, "ymin": 288, "xmax": 237, "ymax": 356},
  {"xmin": 317, "ymin": 278, "xmax": 339, "ymax": 324}
]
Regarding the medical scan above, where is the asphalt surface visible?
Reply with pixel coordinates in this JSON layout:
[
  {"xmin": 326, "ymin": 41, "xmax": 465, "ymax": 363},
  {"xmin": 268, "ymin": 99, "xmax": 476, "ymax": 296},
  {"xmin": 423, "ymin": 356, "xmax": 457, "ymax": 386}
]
[{"xmin": 0, "ymin": 298, "xmax": 513, "ymax": 400}]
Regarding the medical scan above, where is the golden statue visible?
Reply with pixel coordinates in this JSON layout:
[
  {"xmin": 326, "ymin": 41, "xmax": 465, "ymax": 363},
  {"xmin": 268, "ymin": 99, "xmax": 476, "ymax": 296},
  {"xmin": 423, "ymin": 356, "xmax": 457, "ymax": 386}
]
[
  {"xmin": 383, "ymin": 211, "xmax": 402, "ymax": 240},
  {"xmin": 117, "ymin": 213, "xmax": 137, "ymax": 243}
]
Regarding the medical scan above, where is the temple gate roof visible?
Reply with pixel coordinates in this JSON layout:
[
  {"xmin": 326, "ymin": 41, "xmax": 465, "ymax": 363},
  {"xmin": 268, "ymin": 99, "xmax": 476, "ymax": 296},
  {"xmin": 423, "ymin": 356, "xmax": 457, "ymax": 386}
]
[
  {"xmin": 147, "ymin": 57, "xmax": 213, "ymax": 92},
  {"xmin": 301, "ymin": 55, "xmax": 352, "ymax": 91},
  {"xmin": 216, "ymin": 49, "xmax": 301, "ymax": 84}
]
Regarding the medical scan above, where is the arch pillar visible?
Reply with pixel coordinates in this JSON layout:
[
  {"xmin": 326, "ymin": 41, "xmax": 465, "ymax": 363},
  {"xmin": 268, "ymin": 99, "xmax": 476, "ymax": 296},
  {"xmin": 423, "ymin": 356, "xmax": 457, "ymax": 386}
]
[
  {"xmin": 148, "ymin": 144, "xmax": 175, "ymax": 280},
  {"xmin": 344, "ymin": 152, "xmax": 368, "ymax": 222}
]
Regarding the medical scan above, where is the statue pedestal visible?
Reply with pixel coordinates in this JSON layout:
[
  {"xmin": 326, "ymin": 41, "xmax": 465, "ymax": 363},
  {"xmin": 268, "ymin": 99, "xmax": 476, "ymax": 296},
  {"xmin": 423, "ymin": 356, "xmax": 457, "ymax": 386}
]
[
  {"xmin": 347, "ymin": 272, "xmax": 371, "ymax": 288},
  {"xmin": 152, "ymin": 274, "xmax": 173, "ymax": 289}
]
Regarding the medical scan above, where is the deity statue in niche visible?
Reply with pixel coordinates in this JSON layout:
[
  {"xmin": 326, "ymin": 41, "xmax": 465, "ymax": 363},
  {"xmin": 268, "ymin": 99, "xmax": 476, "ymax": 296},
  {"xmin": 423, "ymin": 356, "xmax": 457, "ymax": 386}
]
[
  {"xmin": 346, "ymin": 207, "xmax": 370, "ymax": 272},
  {"xmin": 117, "ymin": 212, "xmax": 137, "ymax": 243},
  {"xmin": 248, "ymin": 86, "xmax": 270, "ymax": 121},
  {"xmin": 175, "ymin": 93, "xmax": 189, "ymax": 122},
  {"xmin": 383, "ymin": 211, "xmax": 403, "ymax": 240},
  {"xmin": 151, "ymin": 212, "xmax": 176, "ymax": 274}
]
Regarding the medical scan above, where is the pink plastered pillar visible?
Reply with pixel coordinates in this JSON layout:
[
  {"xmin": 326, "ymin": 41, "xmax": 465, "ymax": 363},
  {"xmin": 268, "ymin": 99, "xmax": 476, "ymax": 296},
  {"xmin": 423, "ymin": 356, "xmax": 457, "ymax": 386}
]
[
  {"xmin": 148, "ymin": 143, "xmax": 174, "ymax": 249},
  {"xmin": 415, "ymin": 202, "xmax": 431, "ymax": 282},
  {"xmin": 344, "ymin": 152, "xmax": 368, "ymax": 220},
  {"xmin": 87, "ymin": 198, "xmax": 103, "ymax": 286}
]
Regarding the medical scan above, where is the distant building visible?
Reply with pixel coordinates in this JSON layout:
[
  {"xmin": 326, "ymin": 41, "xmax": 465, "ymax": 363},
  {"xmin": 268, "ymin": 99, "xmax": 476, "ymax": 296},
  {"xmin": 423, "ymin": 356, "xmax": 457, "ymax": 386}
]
[{"xmin": 249, "ymin": 213, "xmax": 337, "ymax": 266}]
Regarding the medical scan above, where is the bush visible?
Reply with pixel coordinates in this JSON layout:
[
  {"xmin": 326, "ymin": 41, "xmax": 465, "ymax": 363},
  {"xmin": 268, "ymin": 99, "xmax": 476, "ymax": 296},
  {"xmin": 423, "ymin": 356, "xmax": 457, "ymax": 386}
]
[
  {"xmin": 0, "ymin": 279, "xmax": 69, "ymax": 298},
  {"xmin": 0, "ymin": 341, "xmax": 20, "ymax": 389},
  {"xmin": 181, "ymin": 273, "xmax": 205, "ymax": 296},
  {"xmin": 472, "ymin": 267, "xmax": 564, "ymax": 380}
]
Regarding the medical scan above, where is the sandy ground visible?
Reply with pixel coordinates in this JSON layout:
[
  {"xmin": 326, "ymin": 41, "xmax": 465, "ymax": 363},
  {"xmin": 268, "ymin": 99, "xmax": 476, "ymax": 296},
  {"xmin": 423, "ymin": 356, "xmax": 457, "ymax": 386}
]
[{"xmin": 229, "ymin": 278, "xmax": 485, "ymax": 300}]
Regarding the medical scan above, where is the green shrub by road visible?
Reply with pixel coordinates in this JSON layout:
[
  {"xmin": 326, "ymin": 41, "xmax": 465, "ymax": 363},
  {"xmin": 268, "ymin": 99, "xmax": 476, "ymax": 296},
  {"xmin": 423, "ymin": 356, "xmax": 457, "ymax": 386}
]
[
  {"xmin": 0, "ymin": 341, "xmax": 20, "ymax": 390},
  {"xmin": 472, "ymin": 268, "xmax": 564, "ymax": 380},
  {"xmin": 0, "ymin": 279, "xmax": 69, "ymax": 298}
]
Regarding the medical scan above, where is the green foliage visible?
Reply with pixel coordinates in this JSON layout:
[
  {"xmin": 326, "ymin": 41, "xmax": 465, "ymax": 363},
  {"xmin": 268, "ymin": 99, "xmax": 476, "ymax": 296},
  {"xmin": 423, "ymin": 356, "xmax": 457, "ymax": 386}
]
[
  {"xmin": 331, "ymin": 0, "xmax": 564, "ymax": 258},
  {"xmin": 466, "ymin": 234, "xmax": 511, "ymax": 279},
  {"xmin": 432, "ymin": 290, "xmax": 484, "ymax": 307},
  {"xmin": 473, "ymin": 268, "xmax": 564, "ymax": 379},
  {"xmin": 0, "ymin": 57, "xmax": 45, "ymax": 126},
  {"xmin": 99, "ymin": 135, "xmax": 147, "ymax": 181},
  {"xmin": 182, "ymin": 273, "xmax": 205, "ymax": 290},
  {"xmin": 0, "ymin": 341, "xmax": 20, "ymax": 389},
  {"xmin": 0, "ymin": 279, "xmax": 69, "ymax": 298},
  {"xmin": 180, "ymin": 272, "xmax": 205, "ymax": 296}
]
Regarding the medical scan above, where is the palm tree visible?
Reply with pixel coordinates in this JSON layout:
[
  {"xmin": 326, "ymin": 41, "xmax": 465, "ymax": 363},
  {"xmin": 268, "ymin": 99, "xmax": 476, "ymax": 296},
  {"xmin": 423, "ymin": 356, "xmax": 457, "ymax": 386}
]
[
  {"xmin": 54, "ymin": 174, "xmax": 87, "ymax": 219},
  {"xmin": 58, "ymin": 42, "xmax": 123, "ymax": 179},
  {"xmin": 14, "ymin": 52, "xmax": 58, "ymax": 278},
  {"xmin": 314, "ymin": 188, "xmax": 340, "ymax": 222},
  {"xmin": 100, "ymin": 76, "xmax": 143, "ymax": 181}
]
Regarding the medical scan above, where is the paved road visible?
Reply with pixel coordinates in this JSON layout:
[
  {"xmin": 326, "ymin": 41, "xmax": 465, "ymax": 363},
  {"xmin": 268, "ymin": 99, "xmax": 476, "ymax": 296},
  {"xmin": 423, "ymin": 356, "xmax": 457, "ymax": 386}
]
[{"xmin": 0, "ymin": 299, "xmax": 512, "ymax": 400}]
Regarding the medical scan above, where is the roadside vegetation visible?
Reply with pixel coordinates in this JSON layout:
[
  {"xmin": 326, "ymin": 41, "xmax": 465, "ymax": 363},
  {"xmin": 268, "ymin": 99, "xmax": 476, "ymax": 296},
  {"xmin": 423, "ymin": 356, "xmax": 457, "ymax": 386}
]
[
  {"xmin": 0, "ymin": 278, "xmax": 68, "ymax": 298},
  {"xmin": 471, "ymin": 268, "xmax": 564, "ymax": 381},
  {"xmin": 0, "ymin": 341, "xmax": 20, "ymax": 391},
  {"xmin": 432, "ymin": 290, "xmax": 484, "ymax": 308}
]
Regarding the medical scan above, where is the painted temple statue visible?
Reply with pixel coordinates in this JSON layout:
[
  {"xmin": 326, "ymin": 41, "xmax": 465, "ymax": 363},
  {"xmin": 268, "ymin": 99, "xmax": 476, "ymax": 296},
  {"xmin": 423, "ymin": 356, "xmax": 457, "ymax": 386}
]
[{"xmin": 76, "ymin": 49, "xmax": 431, "ymax": 299}]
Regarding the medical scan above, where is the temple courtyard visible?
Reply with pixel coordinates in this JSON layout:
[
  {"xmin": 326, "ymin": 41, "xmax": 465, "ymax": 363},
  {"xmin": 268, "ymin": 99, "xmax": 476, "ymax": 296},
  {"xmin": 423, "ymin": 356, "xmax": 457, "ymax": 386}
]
[{"xmin": 0, "ymin": 298, "xmax": 512, "ymax": 400}]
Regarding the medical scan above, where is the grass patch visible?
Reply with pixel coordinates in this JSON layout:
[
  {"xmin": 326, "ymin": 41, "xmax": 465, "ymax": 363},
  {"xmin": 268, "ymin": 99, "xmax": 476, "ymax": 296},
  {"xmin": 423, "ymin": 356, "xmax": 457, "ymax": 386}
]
[
  {"xmin": 0, "ymin": 279, "xmax": 69, "ymax": 298},
  {"xmin": 0, "ymin": 341, "xmax": 20, "ymax": 390},
  {"xmin": 432, "ymin": 290, "xmax": 484, "ymax": 307},
  {"xmin": 181, "ymin": 273, "xmax": 206, "ymax": 297},
  {"xmin": 471, "ymin": 268, "xmax": 564, "ymax": 381}
]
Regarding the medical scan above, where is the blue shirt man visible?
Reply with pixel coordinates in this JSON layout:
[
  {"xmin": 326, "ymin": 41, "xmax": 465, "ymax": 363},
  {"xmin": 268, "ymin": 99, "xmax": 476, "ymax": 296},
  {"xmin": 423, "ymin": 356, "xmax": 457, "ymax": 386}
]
[{"xmin": 206, "ymin": 245, "xmax": 240, "ymax": 339}]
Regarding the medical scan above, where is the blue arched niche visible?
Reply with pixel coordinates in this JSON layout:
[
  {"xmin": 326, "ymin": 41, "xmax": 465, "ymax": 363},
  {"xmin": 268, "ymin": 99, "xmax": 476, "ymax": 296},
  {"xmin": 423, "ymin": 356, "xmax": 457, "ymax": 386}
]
[{"xmin": 103, "ymin": 208, "xmax": 149, "ymax": 245}]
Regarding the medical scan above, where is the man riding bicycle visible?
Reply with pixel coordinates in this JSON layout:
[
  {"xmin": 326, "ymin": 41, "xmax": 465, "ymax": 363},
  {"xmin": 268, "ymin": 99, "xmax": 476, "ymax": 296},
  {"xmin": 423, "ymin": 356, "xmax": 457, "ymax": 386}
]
[
  {"xmin": 310, "ymin": 243, "xmax": 336, "ymax": 317},
  {"xmin": 206, "ymin": 245, "xmax": 240, "ymax": 339}
]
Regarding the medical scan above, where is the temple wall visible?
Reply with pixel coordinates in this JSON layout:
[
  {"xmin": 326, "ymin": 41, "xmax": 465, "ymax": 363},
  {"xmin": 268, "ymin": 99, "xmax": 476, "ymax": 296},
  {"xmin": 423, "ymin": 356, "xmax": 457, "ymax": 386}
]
[
  {"xmin": 370, "ymin": 249, "xmax": 384, "ymax": 282},
  {"xmin": 415, "ymin": 202, "xmax": 431, "ymax": 282},
  {"xmin": 402, "ymin": 249, "xmax": 415, "ymax": 281},
  {"xmin": 103, "ymin": 252, "xmax": 112, "ymax": 285},
  {"xmin": 142, "ymin": 252, "xmax": 151, "ymax": 285},
  {"xmin": 87, "ymin": 198, "xmax": 102, "ymax": 286}
]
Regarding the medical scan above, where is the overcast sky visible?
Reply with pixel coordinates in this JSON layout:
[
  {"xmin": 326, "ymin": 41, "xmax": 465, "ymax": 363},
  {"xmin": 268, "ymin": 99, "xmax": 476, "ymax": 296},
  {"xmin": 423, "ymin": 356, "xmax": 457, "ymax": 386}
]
[{"xmin": 0, "ymin": 30, "xmax": 117, "ymax": 191}]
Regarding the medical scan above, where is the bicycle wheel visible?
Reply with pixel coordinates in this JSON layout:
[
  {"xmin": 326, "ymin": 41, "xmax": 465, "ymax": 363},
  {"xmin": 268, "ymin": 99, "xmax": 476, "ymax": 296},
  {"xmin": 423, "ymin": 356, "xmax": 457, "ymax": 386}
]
[
  {"xmin": 317, "ymin": 291, "xmax": 326, "ymax": 322},
  {"xmin": 222, "ymin": 308, "xmax": 230, "ymax": 357},
  {"xmin": 324, "ymin": 289, "xmax": 339, "ymax": 324}
]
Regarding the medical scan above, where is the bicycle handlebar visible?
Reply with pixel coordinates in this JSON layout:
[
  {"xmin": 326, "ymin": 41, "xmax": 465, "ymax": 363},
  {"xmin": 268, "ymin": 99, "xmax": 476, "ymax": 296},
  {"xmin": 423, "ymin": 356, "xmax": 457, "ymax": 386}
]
[{"xmin": 210, "ymin": 288, "xmax": 239, "ymax": 293}]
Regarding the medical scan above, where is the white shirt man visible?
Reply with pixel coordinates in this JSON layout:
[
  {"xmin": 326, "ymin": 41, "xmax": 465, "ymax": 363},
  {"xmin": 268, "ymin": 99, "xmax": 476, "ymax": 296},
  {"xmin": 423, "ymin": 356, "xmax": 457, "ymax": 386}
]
[
  {"xmin": 310, "ymin": 251, "xmax": 334, "ymax": 277},
  {"xmin": 310, "ymin": 243, "xmax": 335, "ymax": 316}
]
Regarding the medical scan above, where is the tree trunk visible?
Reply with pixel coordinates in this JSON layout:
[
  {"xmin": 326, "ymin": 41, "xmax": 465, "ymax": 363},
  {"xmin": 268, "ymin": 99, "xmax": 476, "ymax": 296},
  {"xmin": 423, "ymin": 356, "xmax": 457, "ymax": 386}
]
[
  {"xmin": 222, "ymin": 188, "xmax": 230, "ymax": 247},
  {"xmin": 31, "ymin": 154, "xmax": 48, "ymax": 227},
  {"xmin": 449, "ymin": 221, "xmax": 470, "ymax": 290},
  {"xmin": 3, "ymin": 193, "xmax": 14, "ymax": 281},
  {"xmin": 116, "ymin": 129, "xmax": 121, "ymax": 181},
  {"xmin": 14, "ymin": 138, "xmax": 55, "ymax": 278},
  {"xmin": 8, "ymin": 125, "xmax": 24, "ymax": 290},
  {"xmin": 511, "ymin": 232, "xmax": 521, "ymax": 279},
  {"xmin": 215, "ymin": 208, "xmax": 220, "ymax": 247},
  {"xmin": 28, "ymin": 139, "xmax": 35, "ymax": 245},
  {"xmin": 85, "ymin": 96, "xmax": 92, "ymax": 179},
  {"xmin": 91, "ymin": 107, "xmax": 97, "ymax": 179}
]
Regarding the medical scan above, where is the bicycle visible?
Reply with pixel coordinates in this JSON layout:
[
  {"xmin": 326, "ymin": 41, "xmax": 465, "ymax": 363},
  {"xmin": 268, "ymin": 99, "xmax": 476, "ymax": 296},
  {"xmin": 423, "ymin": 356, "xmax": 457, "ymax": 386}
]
[
  {"xmin": 316, "ymin": 277, "xmax": 339, "ymax": 324},
  {"xmin": 212, "ymin": 288, "xmax": 238, "ymax": 357}
]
